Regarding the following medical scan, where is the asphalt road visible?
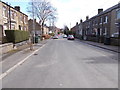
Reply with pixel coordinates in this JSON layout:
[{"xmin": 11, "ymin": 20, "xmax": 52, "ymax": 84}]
[{"xmin": 2, "ymin": 38, "xmax": 118, "ymax": 88}]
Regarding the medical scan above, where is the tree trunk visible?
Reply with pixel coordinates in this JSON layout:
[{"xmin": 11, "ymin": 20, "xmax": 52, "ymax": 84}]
[{"xmin": 41, "ymin": 21, "xmax": 44, "ymax": 40}]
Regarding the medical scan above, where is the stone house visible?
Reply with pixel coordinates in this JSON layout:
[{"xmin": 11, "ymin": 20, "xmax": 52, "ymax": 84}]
[
  {"xmin": 73, "ymin": 3, "xmax": 119, "ymax": 45},
  {"xmin": 0, "ymin": 1, "xmax": 28, "ymax": 37},
  {"xmin": 28, "ymin": 19, "xmax": 49, "ymax": 36}
]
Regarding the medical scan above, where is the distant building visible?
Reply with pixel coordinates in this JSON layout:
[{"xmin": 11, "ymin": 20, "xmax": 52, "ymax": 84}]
[
  {"xmin": 28, "ymin": 19, "xmax": 41, "ymax": 36},
  {"xmin": 43, "ymin": 25, "xmax": 49, "ymax": 35},
  {"xmin": 28, "ymin": 19, "xmax": 49, "ymax": 36},
  {"xmin": 0, "ymin": 1, "xmax": 28, "ymax": 36},
  {"xmin": 49, "ymin": 26, "xmax": 60, "ymax": 34}
]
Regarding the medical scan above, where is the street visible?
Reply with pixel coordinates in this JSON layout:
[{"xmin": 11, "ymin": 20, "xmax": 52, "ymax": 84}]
[{"xmin": 2, "ymin": 38, "xmax": 118, "ymax": 88}]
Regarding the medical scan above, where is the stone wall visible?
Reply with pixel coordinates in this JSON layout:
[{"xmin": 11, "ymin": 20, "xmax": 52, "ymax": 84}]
[{"xmin": 0, "ymin": 43, "xmax": 13, "ymax": 55}]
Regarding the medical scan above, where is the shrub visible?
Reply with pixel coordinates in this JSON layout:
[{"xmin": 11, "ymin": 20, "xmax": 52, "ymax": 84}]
[
  {"xmin": 5, "ymin": 30, "xmax": 29, "ymax": 44},
  {"xmin": 42, "ymin": 34, "xmax": 51, "ymax": 39},
  {"xmin": 49, "ymin": 33, "xmax": 55, "ymax": 36},
  {"xmin": 2, "ymin": 36, "xmax": 8, "ymax": 44}
]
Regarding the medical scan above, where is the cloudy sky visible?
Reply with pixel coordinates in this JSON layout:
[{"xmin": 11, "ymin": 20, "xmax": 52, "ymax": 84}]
[{"xmin": 2, "ymin": 0, "xmax": 120, "ymax": 28}]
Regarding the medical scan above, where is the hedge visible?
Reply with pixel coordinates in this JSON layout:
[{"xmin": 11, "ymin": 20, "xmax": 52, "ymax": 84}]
[
  {"xmin": 2, "ymin": 36, "xmax": 8, "ymax": 44},
  {"xmin": 5, "ymin": 30, "xmax": 29, "ymax": 43}
]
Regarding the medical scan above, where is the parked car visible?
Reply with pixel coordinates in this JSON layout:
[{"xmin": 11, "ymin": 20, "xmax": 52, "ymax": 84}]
[
  {"xmin": 52, "ymin": 35, "xmax": 58, "ymax": 39},
  {"xmin": 111, "ymin": 32, "xmax": 119, "ymax": 37},
  {"xmin": 63, "ymin": 34, "xmax": 67, "ymax": 38},
  {"xmin": 67, "ymin": 35, "xmax": 75, "ymax": 40}
]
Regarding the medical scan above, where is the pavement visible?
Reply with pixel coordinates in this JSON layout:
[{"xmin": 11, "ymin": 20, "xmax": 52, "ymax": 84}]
[
  {"xmin": 78, "ymin": 39, "xmax": 119, "ymax": 53},
  {"xmin": 0, "ymin": 39, "xmax": 48, "ymax": 74},
  {"xmin": 2, "ymin": 38, "xmax": 118, "ymax": 88}
]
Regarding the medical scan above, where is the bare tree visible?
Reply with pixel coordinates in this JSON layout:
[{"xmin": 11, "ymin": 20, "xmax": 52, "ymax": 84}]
[{"xmin": 28, "ymin": 0, "xmax": 57, "ymax": 37}]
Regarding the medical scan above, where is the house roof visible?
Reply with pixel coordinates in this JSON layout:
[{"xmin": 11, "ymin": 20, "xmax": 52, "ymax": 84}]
[
  {"xmin": 85, "ymin": 3, "xmax": 119, "ymax": 22},
  {"xmin": 0, "ymin": 1, "xmax": 28, "ymax": 16},
  {"xmin": 97, "ymin": 4, "xmax": 118, "ymax": 16}
]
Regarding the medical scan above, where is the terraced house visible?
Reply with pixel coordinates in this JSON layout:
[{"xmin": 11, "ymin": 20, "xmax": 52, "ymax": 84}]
[
  {"xmin": 73, "ymin": 3, "xmax": 120, "ymax": 45},
  {"xmin": 0, "ymin": 1, "xmax": 28, "ymax": 38}
]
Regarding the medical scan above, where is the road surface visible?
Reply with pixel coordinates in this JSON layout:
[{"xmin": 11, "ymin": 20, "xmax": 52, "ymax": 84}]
[{"xmin": 2, "ymin": 38, "xmax": 118, "ymax": 88}]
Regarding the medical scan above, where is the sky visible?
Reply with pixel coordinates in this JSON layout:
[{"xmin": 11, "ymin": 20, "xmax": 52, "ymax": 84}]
[{"xmin": 1, "ymin": 0, "xmax": 120, "ymax": 28}]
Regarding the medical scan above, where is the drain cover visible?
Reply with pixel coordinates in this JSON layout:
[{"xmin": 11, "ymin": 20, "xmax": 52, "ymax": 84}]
[{"xmin": 34, "ymin": 53, "xmax": 38, "ymax": 55}]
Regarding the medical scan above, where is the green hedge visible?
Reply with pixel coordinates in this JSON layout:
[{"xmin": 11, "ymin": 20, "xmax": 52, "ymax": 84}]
[
  {"xmin": 2, "ymin": 36, "xmax": 8, "ymax": 44},
  {"xmin": 5, "ymin": 30, "xmax": 29, "ymax": 43}
]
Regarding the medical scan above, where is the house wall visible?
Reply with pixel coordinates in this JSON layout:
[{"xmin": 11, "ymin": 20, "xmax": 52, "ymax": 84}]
[
  {"xmin": 0, "ymin": 2, "xmax": 2, "ymax": 25},
  {"xmin": 0, "ymin": 25, "xmax": 3, "ymax": 43},
  {"xmin": 110, "ymin": 9, "xmax": 118, "ymax": 36},
  {"xmin": 0, "ymin": 1, "xmax": 28, "ymax": 32},
  {"xmin": 43, "ymin": 26, "xmax": 49, "ymax": 35}
]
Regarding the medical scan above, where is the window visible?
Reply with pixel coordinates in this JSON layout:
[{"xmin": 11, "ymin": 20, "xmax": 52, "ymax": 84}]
[
  {"xmin": 3, "ymin": 25, "xmax": 8, "ymax": 36},
  {"xmin": 95, "ymin": 20, "xmax": 98, "ymax": 25},
  {"xmin": 11, "ymin": 24, "xmax": 15, "ymax": 29},
  {"xmin": 3, "ymin": 6, "xmax": 7, "ymax": 17},
  {"xmin": 104, "ymin": 16, "xmax": 108, "ymax": 23},
  {"xmin": 24, "ymin": 26, "xmax": 27, "ymax": 31},
  {"xmin": 117, "ymin": 9, "xmax": 120, "ymax": 19},
  {"xmin": 20, "ymin": 15, "xmax": 23, "ymax": 22},
  {"xmin": 14, "ymin": 11, "xmax": 17, "ymax": 17},
  {"xmin": 24, "ymin": 16, "xmax": 27, "ymax": 24},
  {"xmin": 100, "ymin": 28, "xmax": 102, "ymax": 36},
  {"xmin": 19, "ymin": 25, "xmax": 21, "ymax": 30},
  {"xmin": 100, "ymin": 17, "xmax": 102, "ymax": 24},
  {"xmin": 103, "ymin": 28, "xmax": 107, "ymax": 35},
  {"xmin": 11, "ymin": 10, "xmax": 14, "ymax": 19}
]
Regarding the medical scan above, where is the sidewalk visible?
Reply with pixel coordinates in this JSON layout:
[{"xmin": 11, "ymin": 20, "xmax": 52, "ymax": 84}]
[
  {"xmin": 79, "ymin": 40, "xmax": 119, "ymax": 53},
  {"xmin": 1, "ymin": 40, "xmax": 48, "ymax": 60},
  {"xmin": 1, "ymin": 39, "xmax": 48, "ymax": 74}
]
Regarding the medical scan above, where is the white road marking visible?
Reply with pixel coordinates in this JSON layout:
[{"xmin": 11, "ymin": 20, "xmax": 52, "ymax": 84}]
[
  {"xmin": 59, "ymin": 83, "xmax": 63, "ymax": 86},
  {"xmin": 0, "ymin": 44, "xmax": 46, "ymax": 80}
]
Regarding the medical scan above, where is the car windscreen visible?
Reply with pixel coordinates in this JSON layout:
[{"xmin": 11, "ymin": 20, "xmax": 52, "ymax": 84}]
[{"xmin": 69, "ymin": 35, "xmax": 74, "ymax": 38}]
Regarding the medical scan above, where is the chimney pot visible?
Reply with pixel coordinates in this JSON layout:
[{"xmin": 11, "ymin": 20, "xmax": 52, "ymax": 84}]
[
  {"xmin": 80, "ymin": 19, "xmax": 83, "ymax": 23},
  {"xmin": 14, "ymin": 6, "xmax": 20, "ymax": 11},
  {"xmin": 86, "ymin": 16, "xmax": 89, "ymax": 20},
  {"xmin": 98, "ymin": 9, "xmax": 103, "ymax": 14},
  {"xmin": 76, "ymin": 22, "xmax": 78, "ymax": 25}
]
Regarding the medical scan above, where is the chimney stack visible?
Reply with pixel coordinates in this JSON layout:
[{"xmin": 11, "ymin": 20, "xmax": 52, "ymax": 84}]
[
  {"xmin": 14, "ymin": 6, "xmax": 20, "ymax": 11},
  {"xmin": 98, "ymin": 9, "xmax": 103, "ymax": 14},
  {"xmin": 86, "ymin": 16, "xmax": 89, "ymax": 20},
  {"xmin": 80, "ymin": 19, "xmax": 83, "ymax": 23},
  {"xmin": 76, "ymin": 22, "xmax": 78, "ymax": 25},
  {"xmin": 34, "ymin": 19, "xmax": 36, "ymax": 22}
]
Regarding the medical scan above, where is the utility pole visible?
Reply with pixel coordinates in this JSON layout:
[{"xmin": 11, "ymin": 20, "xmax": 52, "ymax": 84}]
[
  {"xmin": 30, "ymin": 0, "xmax": 35, "ymax": 50},
  {"xmin": 118, "ymin": 2, "xmax": 120, "ymax": 37},
  {"xmin": 32, "ymin": 1, "xmax": 35, "ymax": 43},
  {"xmin": 8, "ymin": 3, "xmax": 11, "ymax": 30}
]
